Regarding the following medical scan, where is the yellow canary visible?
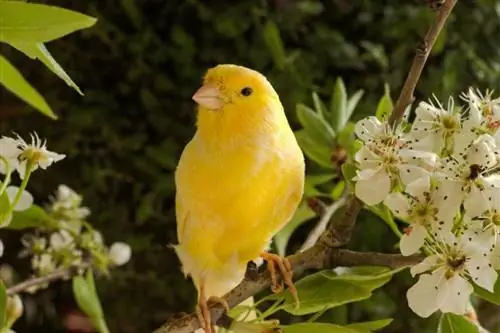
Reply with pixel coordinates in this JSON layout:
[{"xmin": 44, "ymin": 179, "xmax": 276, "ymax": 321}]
[{"xmin": 173, "ymin": 64, "xmax": 305, "ymax": 332}]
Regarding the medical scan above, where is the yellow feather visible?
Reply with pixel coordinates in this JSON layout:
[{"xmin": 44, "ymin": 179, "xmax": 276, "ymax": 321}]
[{"xmin": 174, "ymin": 64, "xmax": 305, "ymax": 301}]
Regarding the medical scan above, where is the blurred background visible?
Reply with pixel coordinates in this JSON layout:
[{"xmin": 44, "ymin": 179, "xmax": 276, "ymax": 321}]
[{"xmin": 1, "ymin": 0, "xmax": 500, "ymax": 332}]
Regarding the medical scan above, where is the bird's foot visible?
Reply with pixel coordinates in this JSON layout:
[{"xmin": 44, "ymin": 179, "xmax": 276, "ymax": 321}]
[
  {"xmin": 195, "ymin": 296, "xmax": 229, "ymax": 333},
  {"xmin": 260, "ymin": 252, "xmax": 299, "ymax": 308}
]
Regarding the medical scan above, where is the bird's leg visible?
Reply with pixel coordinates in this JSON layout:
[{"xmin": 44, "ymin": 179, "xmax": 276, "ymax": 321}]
[
  {"xmin": 196, "ymin": 284, "xmax": 213, "ymax": 333},
  {"xmin": 196, "ymin": 283, "xmax": 230, "ymax": 333},
  {"xmin": 260, "ymin": 252, "xmax": 299, "ymax": 308}
]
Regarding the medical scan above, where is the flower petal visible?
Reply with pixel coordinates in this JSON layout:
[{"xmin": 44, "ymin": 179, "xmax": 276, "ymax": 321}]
[
  {"xmin": 406, "ymin": 273, "xmax": 441, "ymax": 318},
  {"xmin": 400, "ymin": 224, "xmax": 427, "ymax": 256},
  {"xmin": 398, "ymin": 165, "xmax": 430, "ymax": 187},
  {"xmin": 6, "ymin": 186, "xmax": 33, "ymax": 211},
  {"xmin": 465, "ymin": 255, "xmax": 498, "ymax": 292},
  {"xmin": 410, "ymin": 255, "xmax": 441, "ymax": 277},
  {"xmin": 404, "ymin": 176, "xmax": 431, "ymax": 199},
  {"xmin": 437, "ymin": 274, "xmax": 473, "ymax": 315},
  {"xmin": 355, "ymin": 116, "xmax": 384, "ymax": 142},
  {"xmin": 354, "ymin": 169, "xmax": 391, "ymax": 205},
  {"xmin": 384, "ymin": 193, "xmax": 410, "ymax": 219}
]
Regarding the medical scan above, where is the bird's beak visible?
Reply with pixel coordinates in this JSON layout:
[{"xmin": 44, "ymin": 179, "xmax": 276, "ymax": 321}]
[{"xmin": 192, "ymin": 84, "xmax": 224, "ymax": 110}]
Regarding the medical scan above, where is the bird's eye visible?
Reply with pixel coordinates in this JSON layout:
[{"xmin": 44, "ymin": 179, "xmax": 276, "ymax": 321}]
[{"xmin": 240, "ymin": 87, "xmax": 253, "ymax": 96}]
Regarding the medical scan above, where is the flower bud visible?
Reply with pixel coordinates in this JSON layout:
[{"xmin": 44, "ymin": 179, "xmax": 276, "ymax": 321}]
[
  {"xmin": 108, "ymin": 242, "xmax": 131, "ymax": 266},
  {"xmin": 5, "ymin": 294, "xmax": 23, "ymax": 326}
]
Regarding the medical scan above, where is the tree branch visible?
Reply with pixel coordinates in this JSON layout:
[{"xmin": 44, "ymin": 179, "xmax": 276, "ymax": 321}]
[
  {"xmin": 299, "ymin": 196, "xmax": 347, "ymax": 252},
  {"xmin": 153, "ymin": 245, "xmax": 423, "ymax": 333},
  {"xmin": 6, "ymin": 263, "xmax": 90, "ymax": 295},
  {"xmin": 388, "ymin": 0, "xmax": 457, "ymax": 126}
]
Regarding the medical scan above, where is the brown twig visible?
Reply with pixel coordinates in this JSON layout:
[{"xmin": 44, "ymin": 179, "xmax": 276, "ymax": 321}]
[
  {"xmin": 299, "ymin": 196, "xmax": 348, "ymax": 252},
  {"xmin": 153, "ymin": 245, "xmax": 423, "ymax": 333},
  {"xmin": 6, "ymin": 263, "xmax": 90, "ymax": 295},
  {"xmin": 388, "ymin": 0, "xmax": 458, "ymax": 126},
  {"xmin": 154, "ymin": 2, "xmax": 457, "ymax": 332}
]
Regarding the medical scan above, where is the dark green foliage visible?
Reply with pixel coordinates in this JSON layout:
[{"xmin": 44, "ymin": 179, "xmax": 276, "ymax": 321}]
[{"xmin": 2, "ymin": 1, "xmax": 500, "ymax": 332}]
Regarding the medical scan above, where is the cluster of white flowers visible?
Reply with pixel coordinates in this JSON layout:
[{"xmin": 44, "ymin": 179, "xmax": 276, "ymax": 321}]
[
  {"xmin": 21, "ymin": 185, "xmax": 131, "ymax": 288},
  {"xmin": 353, "ymin": 88, "xmax": 500, "ymax": 317},
  {"xmin": 0, "ymin": 133, "xmax": 65, "ymax": 256}
]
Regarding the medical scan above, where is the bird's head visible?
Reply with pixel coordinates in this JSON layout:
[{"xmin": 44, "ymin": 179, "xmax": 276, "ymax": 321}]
[{"xmin": 193, "ymin": 64, "xmax": 284, "ymax": 141}]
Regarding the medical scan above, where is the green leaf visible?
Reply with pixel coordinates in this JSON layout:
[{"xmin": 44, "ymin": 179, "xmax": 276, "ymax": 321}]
[
  {"xmin": 331, "ymin": 181, "xmax": 345, "ymax": 200},
  {"xmin": 296, "ymin": 104, "xmax": 336, "ymax": 147},
  {"xmin": 341, "ymin": 162, "xmax": 357, "ymax": 189},
  {"xmin": 304, "ymin": 173, "xmax": 336, "ymax": 197},
  {"xmin": 283, "ymin": 323, "xmax": 360, "ymax": 333},
  {"xmin": 0, "ymin": 1, "xmax": 97, "ymax": 43},
  {"xmin": 73, "ymin": 271, "xmax": 110, "ymax": 333},
  {"xmin": 312, "ymin": 91, "xmax": 328, "ymax": 118},
  {"xmin": 295, "ymin": 130, "xmax": 333, "ymax": 169},
  {"xmin": 346, "ymin": 90, "xmax": 364, "ymax": 121},
  {"xmin": 0, "ymin": 281, "xmax": 6, "ymax": 328},
  {"xmin": 274, "ymin": 202, "xmax": 315, "ymax": 256},
  {"xmin": 275, "ymin": 266, "xmax": 402, "ymax": 315},
  {"xmin": 0, "ymin": 54, "xmax": 56, "ymax": 119},
  {"xmin": 438, "ymin": 313, "xmax": 479, "ymax": 333},
  {"xmin": 9, "ymin": 204, "xmax": 52, "ymax": 230},
  {"xmin": 346, "ymin": 319, "xmax": 393, "ymax": 332},
  {"xmin": 375, "ymin": 84, "xmax": 393, "ymax": 121},
  {"xmin": 263, "ymin": 20, "xmax": 286, "ymax": 70},
  {"xmin": 474, "ymin": 278, "xmax": 500, "ymax": 305},
  {"xmin": 10, "ymin": 42, "xmax": 83, "ymax": 95},
  {"xmin": 368, "ymin": 204, "xmax": 403, "ymax": 238},
  {"xmin": 330, "ymin": 77, "xmax": 348, "ymax": 132}
]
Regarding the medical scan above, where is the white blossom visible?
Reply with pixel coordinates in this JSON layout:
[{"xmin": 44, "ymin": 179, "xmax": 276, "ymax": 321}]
[
  {"xmin": 435, "ymin": 135, "xmax": 500, "ymax": 217},
  {"xmin": 353, "ymin": 117, "xmax": 436, "ymax": 205},
  {"xmin": 0, "ymin": 137, "xmax": 21, "ymax": 174},
  {"xmin": 407, "ymin": 232, "xmax": 497, "ymax": 317},
  {"xmin": 50, "ymin": 185, "xmax": 90, "ymax": 221},
  {"xmin": 108, "ymin": 242, "xmax": 131, "ymax": 266},
  {"xmin": 384, "ymin": 176, "xmax": 456, "ymax": 255},
  {"xmin": 31, "ymin": 253, "xmax": 56, "ymax": 276},
  {"xmin": 49, "ymin": 230, "xmax": 74, "ymax": 250},
  {"xmin": 407, "ymin": 98, "xmax": 461, "ymax": 154},
  {"xmin": 2, "ymin": 133, "xmax": 66, "ymax": 178}
]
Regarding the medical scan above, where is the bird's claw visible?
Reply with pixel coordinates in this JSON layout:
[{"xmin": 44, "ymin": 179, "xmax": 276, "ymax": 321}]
[
  {"xmin": 260, "ymin": 252, "xmax": 299, "ymax": 309},
  {"xmin": 196, "ymin": 295, "xmax": 229, "ymax": 333}
]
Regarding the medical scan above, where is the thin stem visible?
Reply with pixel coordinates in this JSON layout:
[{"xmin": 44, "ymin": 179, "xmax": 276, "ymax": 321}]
[
  {"xmin": 7, "ymin": 262, "xmax": 90, "ymax": 295},
  {"xmin": 0, "ymin": 155, "xmax": 11, "ymax": 197},
  {"xmin": 388, "ymin": 0, "xmax": 458, "ymax": 126},
  {"xmin": 7, "ymin": 161, "xmax": 33, "ymax": 216},
  {"xmin": 299, "ymin": 196, "xmax": 347, "ymax": 252}
]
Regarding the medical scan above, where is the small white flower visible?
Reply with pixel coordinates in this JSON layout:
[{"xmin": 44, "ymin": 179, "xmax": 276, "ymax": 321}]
[
  {"xmin": 407, "ymin": 232, "xmax": 497, "ymax": 318},
  {"xmin": 353, "ymin": 117, "xmax": 436, "ymax": 205},
  {"xmin": 13, "ymin": 133, "xmax": 65, "ymax": 178},
  {"xmin": 460, "ymin": 88, "xmax": 500, "ymax": 153},
  {"xmin": 6, "ymin": 294, "xmax": 23, "ymax": 323},
  {"xmin": 31, "ymin": 253, "xmax": 56, "ymax": 276},
  {"xmin": 384, "ymin": 176, "xmax": 456, "ymax": 255},
  {"xmin": 50, "ymin": 185, "xmax": 90, "ymax": 220},
  {"xmin": 0, "ymin": 137, "xmax": 21, "ymax": 174},
  {"xmin": 0, "ymin": 240, "xmax": 3, "ymax": 257},
  {"xmin": 49, "ymin": 230, "xmax": 74, "ymax": 250},
  {"xmin": 108, "ymin": 242, "xmax": 131, "ymax": 266},
  {"xmin": 407, "ymin": 98, "xmax": 461, "ymax": 155},
  {"xmin": 437, "ymin": 135, "xmax": 500, "ymax": 217}
]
